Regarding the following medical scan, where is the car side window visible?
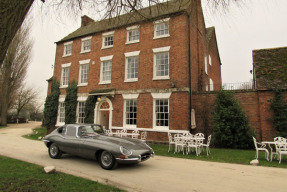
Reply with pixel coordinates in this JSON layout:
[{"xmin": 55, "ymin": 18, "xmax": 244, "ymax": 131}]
[{"xmin": 57, "ymin": 126, "xmax": 66, "ymax": 136}]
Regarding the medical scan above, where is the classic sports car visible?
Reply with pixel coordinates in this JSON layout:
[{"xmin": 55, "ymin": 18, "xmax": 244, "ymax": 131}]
[{"xmin": 43, "ymin": 124, "xmax": 154, "ymax": 170}]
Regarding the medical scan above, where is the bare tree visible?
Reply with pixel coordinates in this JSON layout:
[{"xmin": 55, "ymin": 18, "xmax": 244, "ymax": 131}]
[
  {"xmin": 0, "ymin": 0, "xmax": 243, "ymax": 67},
  {"xmin": 13, "ymin": 86, "xmax": 39, "ymax": 119},
  {"xmin": 0, "ymin": 21, "xmax": 33, "ymax": 126}
]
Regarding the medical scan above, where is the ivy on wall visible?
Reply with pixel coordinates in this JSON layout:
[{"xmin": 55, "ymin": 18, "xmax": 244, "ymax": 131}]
[
  {"xmin": 212, "ymin": 90, "xmax": 254, "ymax": 149},
  {"xmin": 43, "ymin": 78, "xmax": 60, "ymax": 130},
  {"xmin": 64, "ymin": 80, "xmax": 78, "ymax": 124},
  {"xmin": 85, "ymin": 95, "xmax": 98, "ymax": 124},
  {"xmin": 270, "ymin": 90, "xmax": 287, "ymax": 137}
]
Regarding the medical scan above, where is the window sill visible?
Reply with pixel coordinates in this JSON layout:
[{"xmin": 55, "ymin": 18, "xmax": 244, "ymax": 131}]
[
  {"xmin": 152, "ymin": 76, "xmax": 170, "ymax": 81},
  {"xmin": 124, "ymin": 79, "xmax": 138, "ymax": 83},
  {"xmin": 153, "ymin": 126, "xmax": 169, "ymax": 131},
  {"xmin": 153, "ymin": 34, "xmax": 170, "ymax": 40},
  {"xmin": 60, "ymin": 85, "xmax": 68, "ymax": 89},
  {"xmin": 101, "ymin": 46, "xmax": 113, "ymax": 50},
  {"xmin": 99, "ymin": 81, "xmax": 111, "ymax": 85},
  {"xmin": 123, "ymin": 124, "xmax": 137, "ymax": 129},
  {"xmin": 125, "ymin": 40, "xmax": 139, "ymax": 45},
  {"xmin": 62, "ymin": 54, "xmax": 72, "ymax": 57},
  {"xmin": 80, "ymin": 50, "xmax": 91, "ymax": 54},
  {"xmin": 77, "ymin": 83, "xmax": 88, "ymax": 87}
]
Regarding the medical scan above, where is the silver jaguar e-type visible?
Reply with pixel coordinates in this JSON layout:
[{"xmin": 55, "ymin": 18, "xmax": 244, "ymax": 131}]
[{"xmin": 43, "ymin": 124, "xmax": 154, "ymax": 170}]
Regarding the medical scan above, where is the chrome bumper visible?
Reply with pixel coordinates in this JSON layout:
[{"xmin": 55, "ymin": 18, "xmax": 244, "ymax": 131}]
[{"xmin": 115, "ymin": 152, "xmax": 155, "ymax": 164}]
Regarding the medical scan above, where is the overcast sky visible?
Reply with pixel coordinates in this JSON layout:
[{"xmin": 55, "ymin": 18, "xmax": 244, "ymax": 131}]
[{"xmin": 27, "ymin": 0, "xmax": 287, "ymax": 103}]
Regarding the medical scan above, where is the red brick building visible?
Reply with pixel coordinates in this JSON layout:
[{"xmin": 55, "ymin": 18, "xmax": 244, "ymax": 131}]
[{"xmin": 48, "ymin": 0, "xmax": 222, "ymax": 141}]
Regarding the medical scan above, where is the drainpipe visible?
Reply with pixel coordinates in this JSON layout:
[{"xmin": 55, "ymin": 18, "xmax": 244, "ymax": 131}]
[{"xmin": 188, "ymin": 14, "xmax": 192, "ymax": 133}]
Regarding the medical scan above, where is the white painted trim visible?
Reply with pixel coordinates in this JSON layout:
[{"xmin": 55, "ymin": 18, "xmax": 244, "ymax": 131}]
[
  {"xmin": 151, "ymin": 92, "xmax": 171, "ymax": 99},
  {"xmin": 124, "ymin": 51, "xmax": 140, "ymax": 57},
  {"xmin": 81, "ymin": 36, "xmax": 92, "ymax": 53},
  {"xmin": 126, "ymin": 25, "xmax": 139, "ymax": 30},
  {"xmin": 154, "ymin": 17, "xmax": 170, "ymax": 24},
  {"xmin": 122, "ymin": 93, "xmax": 139, "ymax": 99},
  {"xmin": 61, "ymin": 63, "xmax": 71, "ymax": 68},
  {"xmin": 209, "ymin": 55, "xmax": 212, "ymax": 66},
  {"xmin": 63, "ymin": 41, "xmax": 73, "ymax": 57},
  {"xmin": 79, "ymin": 59, "xmax": 90, "ymax": 65},
  {"xmin": 100, "ymin": 55, "xmax": 113, "ymax": 61},
  {"xmin": 94, "ymin": 96, "xmax": 113, "ymax": 129},
  {"xmin": 152, "ymin": 46, "xmax": 170, "ymax": 53},
  {"xmin": 102, "ymin": 31, "xmax": 115, "ymax": 36},
  {"xmin": 77, "ymin": 96, "xmax": 88, "ymax": 102},
  {"xmin": 59, "ymin": 95, "xmax": 66, "ymax": 102},
  {"xmin": 81, "ymin": 36, "xmax": 92, "ymax": 41}
]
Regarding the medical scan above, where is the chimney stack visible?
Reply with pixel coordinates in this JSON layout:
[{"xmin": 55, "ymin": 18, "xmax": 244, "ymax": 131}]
[{"xmin": 81, "ymin": 15, "xmax": 95, "ymax": 27}]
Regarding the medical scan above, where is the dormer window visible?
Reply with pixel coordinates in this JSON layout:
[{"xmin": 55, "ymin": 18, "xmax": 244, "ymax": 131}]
[
  {"xmin": 81, "ymin": 36, "xmax": 92, "ymax": 53},
  {"xmin": 63, "ymin": 41, "xmax": 73, "ymax": 57},
  {"xmin": 102, "ymin": 31, "xmax": 114, "ymax": 49},
  {"xmin": 154, "ymin": 18, "xmax": 170, "ymax": 39},
  {"xmin": 126, "ymin": 25, "xmax": 139, "ymax": 44}
]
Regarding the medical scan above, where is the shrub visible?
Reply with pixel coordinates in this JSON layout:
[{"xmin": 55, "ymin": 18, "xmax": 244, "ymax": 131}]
[
  {"xmin": 42, "ymin": 78, "xmax": 60, "ymax": 130},
  {"xmin": 212, "ymin": 90, "xmax": 254, "ymax": 149},
  {"xmin": 64, "ymin": 80, "xmax": 78, "ymax": 124},
  {"xmin": 270, "ymin": 90, "xmax": 287, "ymax": 137},
  {"xmin": 85, "ymin": 95, "xmax": 98, "ymax": 123}
]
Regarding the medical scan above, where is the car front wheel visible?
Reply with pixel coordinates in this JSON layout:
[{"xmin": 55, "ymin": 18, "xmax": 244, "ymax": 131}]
[
  {"xmin": 49, "ymin": 143, "xmax": 62, "ymax": 159},
  {"xmin": 99, "ymin": 151, "xmax": 117, "ymax": 170}
]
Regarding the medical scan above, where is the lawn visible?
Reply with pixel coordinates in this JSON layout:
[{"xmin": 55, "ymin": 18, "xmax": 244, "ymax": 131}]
[
  {"xmin": 24, "ymin": 127, "xmax": 287, "ymax": 168},
  {"xmin": 0, "ymin": 156, "xmax": 124, "ymax": 192},
  {"xmin": 23, "ymin": 127, "xmax": 47, "ymax": 140},
  {"xmin": 150, "ymin": 144, "xmax": 287, "ymax": 168}
]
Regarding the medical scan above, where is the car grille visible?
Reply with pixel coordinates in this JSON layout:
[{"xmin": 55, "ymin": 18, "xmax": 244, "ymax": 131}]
[{"xmin": 141, "ymin": 153, "xmax": 152, "ymax": 161}]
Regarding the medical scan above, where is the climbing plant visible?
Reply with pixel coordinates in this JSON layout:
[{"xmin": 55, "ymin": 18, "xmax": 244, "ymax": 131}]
[
  {"xmin": 84, "ymin": 95, "xmax": 98, "ymax": 124},
  {"xmin": 270, "ymin": 90, "xmax": 287, "ymax": 137},
  {"xmin": 64, "ymin": 80, "xmax": 78, "ymax": 124},
  {"xmin": 212, "ymin": 90, "xmax": 254, "ymax": 149},
  {"xmin": 43, "ymin": 78, "xmax": 60, "ymax": 130}
]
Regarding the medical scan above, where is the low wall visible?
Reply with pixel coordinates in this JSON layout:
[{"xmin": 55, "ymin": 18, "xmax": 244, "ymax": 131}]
[{"xmin": 191, "ymin": 90, "xmax": 286, "ymax": 141}]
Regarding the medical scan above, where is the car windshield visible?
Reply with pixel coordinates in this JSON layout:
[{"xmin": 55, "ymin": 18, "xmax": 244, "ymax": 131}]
[{"xmin": 78, "ymin": 125, "xmax": 104, "ymax": 137}]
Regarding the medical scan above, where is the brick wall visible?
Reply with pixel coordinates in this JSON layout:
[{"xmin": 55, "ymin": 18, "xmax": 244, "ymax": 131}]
[{"xmin": 192, "ymin": 90, "xmax": 287, "ymax": 142}]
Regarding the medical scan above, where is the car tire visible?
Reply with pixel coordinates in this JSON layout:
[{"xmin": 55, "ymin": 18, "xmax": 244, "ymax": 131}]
[
  {"xmin": 49, "ymin": 143, "xmax": 62, "ymax": 159},
  {"xmin": 99, "ymin": 151, "xmax": 117, "ymax": 170}
]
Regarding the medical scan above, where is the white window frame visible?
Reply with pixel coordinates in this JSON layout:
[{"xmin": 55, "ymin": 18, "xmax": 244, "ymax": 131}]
[
  {"xmin": 153, "ymin": 18, "xmax": 170, "ymax": 39},
  {"xmin": 102, "ymin": 31, "xmax": 114, "ymax": 49},
  {"xmin": 99, "ymin": 55, "xmax": 113, "ymax": 84},
  {"xmin": 77, "ymin": 96, "xmax": 87, "ymax": 124},
  {"xmin": 151, "ymin": 93, "xmax": 171, "ymax": 130},
  {"xmin": 60, "ymin": 63, "xmax": 71, "ymax": 88},
  {"xmin": 78, "ymin": 59, "xmax": 90, "ymax": 86},
  {"xmin": 63, "ymin": 41, "xmax": 73, "ymax": 57},
  {"xmin": 57, "ymin": 96, "xmax": 66, "ymax": 126},
  {"xmin": 122, "ymin": 94, "xmax": 139, "ymax": 128},
  {"xmin": 209, "ymin": 78, "xmax": 214, "ymax": 91},
  {"xmin": 153, "ymin": 46, "xmax": 170, "ymax": 80},
  {"xmin": 205, "ymin": 55, "xmax": 208, "ymax": 75},
  {"xmin": 81, "ymin": 36, "xmax": 92, "ymax": 53},
  {"xmin": 126, "ymin": 25, "xmax": 140, "ymax": 44},
  {"xmin": 124, "ymin": 51, "xmax": 140, "ymax": 82}
]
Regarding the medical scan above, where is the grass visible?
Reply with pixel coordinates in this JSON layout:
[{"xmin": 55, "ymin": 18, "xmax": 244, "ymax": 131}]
[
  {"xmin": 0, "ymin": 126, "xmax": 6, "ymax": 129},
  {"xmin": 150, "ymin": 144, "xmax": 287, "ymax": 168},
  {"xmin": 23, "ymin": 127, "xmax": 47, "ymax": 140},
  {"xmin": 24, "ymin": 128, "xmax": 287, "ymax": 168},
  {"xmin": 0, "ymin": 156, "xmax": 124, "ymax": 192}
]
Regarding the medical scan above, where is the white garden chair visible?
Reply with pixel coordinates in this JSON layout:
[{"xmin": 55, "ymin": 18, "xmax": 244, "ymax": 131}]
[
  {"xmin": 168, "ymin": 132, "xmax": 176, "ymax": 152},
  {"xmin": 253, "ymin": 137, "xmax": 269, "ymax": 161},
  {"xmin": 275, "ymin": 138, "xmax": 287, "ymax": 164},
  {"xmin": 174, "ymin": 134, "xmax": 187, "ymax": 155},
  {"xmin": 186, "ymin": 135, "xmax": 200, "ymax": 156},
  {"xmin": 140, "ymin": 131, "xmax": 147, "ymax": 142},
  {"xmin": 201, "ymin": 134, "xmax": 212, "ymax": 156},
  {"xmin": 271, "ymin": 137, "xmax": 285, "ymax": 161},
  {"xmin": 131, "ymin": 130, "xmax": 139, "ymax": 139},
  {"xmin": 120, "ymin": 129, "xmax": 127, "ymax": 137}
]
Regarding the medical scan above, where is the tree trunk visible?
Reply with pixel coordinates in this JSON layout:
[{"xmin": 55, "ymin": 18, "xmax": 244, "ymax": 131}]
[
  {"xmin": 0, "ymin": 84, "xmax": 9, "ymax": 126},
  {"xmin": 0, "ymin": 0, "xmax": 34, "ymax": 66}
]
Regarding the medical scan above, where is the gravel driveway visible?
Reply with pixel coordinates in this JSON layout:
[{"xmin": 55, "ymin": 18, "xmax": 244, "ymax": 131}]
[{"xmin": 1, "ymin": 122, "xmax": 287, "ymax": 192}]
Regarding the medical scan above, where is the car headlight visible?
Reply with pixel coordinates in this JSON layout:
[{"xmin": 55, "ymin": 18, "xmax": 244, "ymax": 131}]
[{"xmin": 120, "ymin": 146, "xmax": 132, "ymax": 157}]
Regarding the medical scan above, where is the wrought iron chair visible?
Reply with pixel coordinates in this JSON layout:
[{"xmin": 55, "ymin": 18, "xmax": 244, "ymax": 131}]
[
  {"xmin": 201, "ymin": 134, "xmax": 212, "ymax": 156},
  {"xmin": 168, "ymin": 132, "xmax": 176, "ymax": 152},
  {"xmin": 253, "ymin": 137, "xmax": 269, "ymax": 161}
]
